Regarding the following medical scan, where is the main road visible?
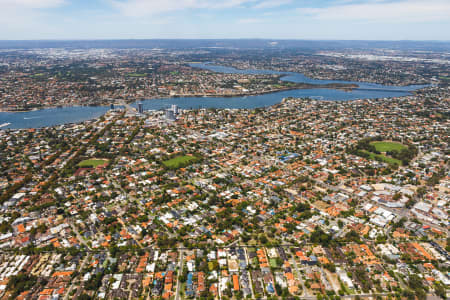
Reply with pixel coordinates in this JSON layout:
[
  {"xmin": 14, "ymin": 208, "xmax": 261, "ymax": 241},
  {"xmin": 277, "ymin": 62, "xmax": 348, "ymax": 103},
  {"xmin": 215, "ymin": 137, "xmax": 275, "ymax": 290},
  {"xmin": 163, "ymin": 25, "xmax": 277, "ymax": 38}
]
[{"xmin": 174, "ymin": 250, "xmax": 184, "ymax": 300}]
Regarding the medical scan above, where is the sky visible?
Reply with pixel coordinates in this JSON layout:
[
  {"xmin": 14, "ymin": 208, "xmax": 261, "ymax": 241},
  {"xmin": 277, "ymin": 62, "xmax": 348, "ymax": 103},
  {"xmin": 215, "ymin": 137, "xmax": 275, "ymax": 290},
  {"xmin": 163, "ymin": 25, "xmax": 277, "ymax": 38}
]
[{"xmin": 1, "ymin": 0, "xmax": 449, "ymax": 40}]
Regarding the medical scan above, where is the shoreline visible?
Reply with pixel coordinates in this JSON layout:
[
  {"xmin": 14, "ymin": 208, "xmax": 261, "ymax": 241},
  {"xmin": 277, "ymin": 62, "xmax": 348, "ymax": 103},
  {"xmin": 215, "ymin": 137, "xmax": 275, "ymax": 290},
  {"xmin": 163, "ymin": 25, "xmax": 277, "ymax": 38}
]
[
  {"xmin": 0, "ymin": 104, "xmax": 111, "ymax": 113},
  {"xmin": 201, "ymin": 62, "xmax": 429, "ymax": 87},
  {"xmin": 0, "ymin": 82, "xmax": 359, "ymax": 113},
  {"xmin": 1, "ymin": 62, "xmax": 429, "ymax": 113},
  {"xmin": 1, "ymin": 93, "xmax": 421, "ymax": 131}
]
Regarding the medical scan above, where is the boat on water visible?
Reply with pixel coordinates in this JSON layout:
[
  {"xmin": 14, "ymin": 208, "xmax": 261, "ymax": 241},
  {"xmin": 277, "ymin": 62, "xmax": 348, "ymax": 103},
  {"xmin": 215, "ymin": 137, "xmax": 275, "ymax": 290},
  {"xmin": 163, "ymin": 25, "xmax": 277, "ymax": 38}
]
[{"xmin": 0, "ymin": 123, "xmax": 11, "ymax": 128}]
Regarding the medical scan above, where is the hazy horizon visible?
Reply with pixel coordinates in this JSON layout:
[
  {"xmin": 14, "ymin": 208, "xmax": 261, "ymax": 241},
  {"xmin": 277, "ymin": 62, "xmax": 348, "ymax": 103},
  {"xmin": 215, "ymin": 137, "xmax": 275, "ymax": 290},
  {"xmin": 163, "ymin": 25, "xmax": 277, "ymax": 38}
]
[
  {"xmin": 0, "ymin": 38, "xmax": 450, "ymax": 42},
  {"xmin": 1, "ymin": 0, "xmax": 450, "ymax": 40},
  {"xmin": 1, "ymin": 39, "xmax": 449, "ymax": 52}
]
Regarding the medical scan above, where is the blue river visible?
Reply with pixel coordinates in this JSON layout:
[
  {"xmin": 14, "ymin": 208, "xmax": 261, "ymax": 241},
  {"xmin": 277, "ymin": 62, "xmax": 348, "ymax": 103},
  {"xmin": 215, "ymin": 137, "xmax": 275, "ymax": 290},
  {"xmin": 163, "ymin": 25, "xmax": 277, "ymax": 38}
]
[{"xmin": 0, "ymin": 63, "xmax": 427, "ymax": 129}]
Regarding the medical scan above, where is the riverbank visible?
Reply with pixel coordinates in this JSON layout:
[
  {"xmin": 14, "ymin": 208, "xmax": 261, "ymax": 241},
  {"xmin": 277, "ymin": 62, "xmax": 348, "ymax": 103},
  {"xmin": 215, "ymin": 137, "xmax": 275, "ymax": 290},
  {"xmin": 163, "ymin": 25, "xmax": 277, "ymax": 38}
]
[
  {"xmin": 203, "ymin": 62, "xmax": 429, "ymax": 87},
  {"xmin": 0, "ymin": 103, "xmax": 112, "ymax": 113},
  {"xmin": 161, "ymin": 82, "xmax": 359, "ymax": 98},
  {"xmin": 2, "ymin": 62, "xmax": 428, "ymax": 113},
  {"xmin": 0, "ymin": 82, "xmax": 359, "ymax": 112},
  {"xmin": 0, "ymin": 63, "xmax": 428, "ymax": 129}
]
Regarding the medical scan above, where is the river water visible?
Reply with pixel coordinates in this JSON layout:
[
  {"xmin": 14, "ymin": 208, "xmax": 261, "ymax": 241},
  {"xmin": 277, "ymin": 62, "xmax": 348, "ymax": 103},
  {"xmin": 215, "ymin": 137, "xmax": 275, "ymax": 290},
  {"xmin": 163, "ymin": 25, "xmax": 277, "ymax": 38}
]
[{"xmin": 0, "ymin": 63, "xmax": 427, "ymax": 129}]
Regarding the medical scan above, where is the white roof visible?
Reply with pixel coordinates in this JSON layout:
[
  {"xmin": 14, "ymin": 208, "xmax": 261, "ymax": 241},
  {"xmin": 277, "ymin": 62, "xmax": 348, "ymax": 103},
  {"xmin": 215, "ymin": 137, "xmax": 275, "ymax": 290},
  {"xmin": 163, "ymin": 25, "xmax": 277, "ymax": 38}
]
[
  {"xmin": 414, "ymin": 202, "xmax": 432, "ymax": 213},
  {"xmin": 12, "ymin": 193, "xmax": 26, "ymax": 200},
  {"xmin": 363, "ymin": 203, "xmax": 373, "ymax": 211}
]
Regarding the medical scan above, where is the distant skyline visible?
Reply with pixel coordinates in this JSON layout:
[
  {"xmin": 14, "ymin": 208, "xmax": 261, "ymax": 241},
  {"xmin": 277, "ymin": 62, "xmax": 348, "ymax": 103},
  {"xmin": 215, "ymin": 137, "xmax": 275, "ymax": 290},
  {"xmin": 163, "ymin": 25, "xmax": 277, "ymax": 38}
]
[{"xmin": 1, "ymin": 0, "xmax": 450, "ymax": 41}]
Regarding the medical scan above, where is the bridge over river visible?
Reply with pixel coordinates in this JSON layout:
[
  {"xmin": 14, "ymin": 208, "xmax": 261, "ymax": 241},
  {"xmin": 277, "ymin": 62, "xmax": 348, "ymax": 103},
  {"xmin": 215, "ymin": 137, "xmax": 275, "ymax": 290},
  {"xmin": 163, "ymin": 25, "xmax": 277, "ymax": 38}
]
[{"xmin": 112, "ymin": 100, "xmax": 137, "ymax": 113}]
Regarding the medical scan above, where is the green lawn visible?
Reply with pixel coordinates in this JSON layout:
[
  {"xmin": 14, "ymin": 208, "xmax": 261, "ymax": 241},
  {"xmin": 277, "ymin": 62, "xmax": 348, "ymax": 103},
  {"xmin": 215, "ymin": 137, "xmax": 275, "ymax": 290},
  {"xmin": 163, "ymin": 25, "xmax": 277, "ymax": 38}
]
[
  {"xmin": 30, "ymin": 73, "xmax": 45, "ymax": 78},
  {"xmin": 269, "ymin": 258, "xmax": 278, "ymax": 268},
  {"xmin": 361, "ymin": 150, "xmax": 402, "ymax": 166},
  {"xmin": 162, "ymin": 155, "xmax": 198, "ymax": 169},
  {"xmin": 248, "ymin": 239, "xmax": 258, "ymax": 246},
  {"xmin": 251, "ymin": 257, "xmax": 259, "ymax": 266},
  {"xmin": 78, "ymin": 159, "xmax": 108, "ymax": 168},
  {"xmin": 370, "ymin": 141, "xmax": 407, "ymax": 152},
  {"xmin": 126, "ymin": 73, "xmax": 147, "ymax": 77}
]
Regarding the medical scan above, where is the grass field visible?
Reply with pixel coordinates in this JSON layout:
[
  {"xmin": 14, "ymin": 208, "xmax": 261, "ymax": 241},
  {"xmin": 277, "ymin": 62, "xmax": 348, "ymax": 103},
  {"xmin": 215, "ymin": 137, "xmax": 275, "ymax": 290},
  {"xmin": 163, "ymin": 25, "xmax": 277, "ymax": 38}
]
[
  {"xmin": 30, "ymin": 73, "xmax": 45, "ymax": 78},
  {"xmin": 251, "ymin": 257, "xmax": 259, "ymax": 266},
  {"xmin": 126, "ymin": 73, "xmax": 147, "ymax": 77},
  {"xmin": 361, "ymin": 150, "xmax": 402, "ymax": 166},
  {"xmin": 162, "ymin": 155, "xmax": 198, "ymax": 168},
  {"xmin": 78, "ymin": 159, "xmax": 108, "ymax": 168},
  {"xmin": 370, "ymin": 141, "xmax": 407, "ymax": 152},
  {"xmin": 269, "ymin": 258, "xmax": 278, "ymax": 268}
]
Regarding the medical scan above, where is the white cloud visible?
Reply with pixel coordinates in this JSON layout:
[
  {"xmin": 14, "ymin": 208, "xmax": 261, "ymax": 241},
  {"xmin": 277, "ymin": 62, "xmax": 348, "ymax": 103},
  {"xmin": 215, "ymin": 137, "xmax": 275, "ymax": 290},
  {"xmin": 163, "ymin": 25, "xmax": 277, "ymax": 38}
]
[
  {"xmin": 0, "ymin": 0, "xmax": 65, "ymax": 38},
  {"xmin": 0, "ymin": 0, "xmax": 65, "ymax": 8},
  {"xmin": 253, "ymin": 0, "xmax": 292, "ymax": 9},
  {"xmin": 110, "ymin": 0, "xmax": 257, "ymax": 17},
  {"xmin": 299, "ymin": 0, "xmax": 450, "ymax": 23}
]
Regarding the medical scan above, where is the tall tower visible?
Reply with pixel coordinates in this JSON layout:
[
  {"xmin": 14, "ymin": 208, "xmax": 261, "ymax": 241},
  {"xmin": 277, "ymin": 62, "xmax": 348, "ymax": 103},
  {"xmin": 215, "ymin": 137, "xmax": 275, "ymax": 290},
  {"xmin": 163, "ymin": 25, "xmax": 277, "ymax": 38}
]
[
  {"xmin": 165, "ymin": 109, "xmax": 176, "ymax": 121},
  {"xmin": 138, "ymin": 102, "xmax": 144, "ymax": 114},
  {"xmin": 171, "ymin": 104, "xmax": 178, "ymax": 115}
]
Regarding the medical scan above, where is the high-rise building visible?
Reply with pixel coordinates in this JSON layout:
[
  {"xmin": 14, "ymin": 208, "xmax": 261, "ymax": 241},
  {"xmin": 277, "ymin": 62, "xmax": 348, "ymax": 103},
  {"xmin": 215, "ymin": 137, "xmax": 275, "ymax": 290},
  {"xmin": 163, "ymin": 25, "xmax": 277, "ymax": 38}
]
[
  {"xmin": 165, "ymin": 109, "xmax": 176, "ymax": 121},
  {"xmin": 138, "ymin": 102, "xmax": 144, "ymax": 114},
  {"xmin": 171, "ymin": 104, "xmax": 178, "ymax": 115}
]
